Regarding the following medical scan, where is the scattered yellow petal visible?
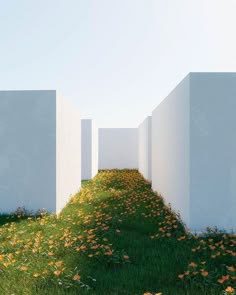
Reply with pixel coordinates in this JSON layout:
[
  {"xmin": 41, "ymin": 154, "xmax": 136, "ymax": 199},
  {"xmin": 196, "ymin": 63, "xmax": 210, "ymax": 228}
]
[
  {"xmin": 201, "ymin": 271, "xmax": 208, "ymax": 277},
  {"xmin": 73, "ymin": 275, "xmax": 81, "ymax": 281},
  {"xmin": 48, "ymin": 261, "xmax": 54, "ymax": 266},
  {"xmin": 225, "ymin": 286, "xmax": 235, "ymax": 293},
  {"xmin": 227, "ymin": 266, "xmax": 235, "ymax": 272},
  {"xmin": 189, "ymin": 262, "xmax": 197, "ymax": 268},
  {"xmin": 55, "ymin": 261, "xmax": 63, "ymax": 267}
]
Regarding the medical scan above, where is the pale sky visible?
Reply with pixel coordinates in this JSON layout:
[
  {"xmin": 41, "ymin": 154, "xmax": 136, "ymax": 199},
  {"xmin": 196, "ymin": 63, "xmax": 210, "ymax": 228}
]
[{"xmin": 1, "ymin": 0, "xmax": 236, "ymax": 127}]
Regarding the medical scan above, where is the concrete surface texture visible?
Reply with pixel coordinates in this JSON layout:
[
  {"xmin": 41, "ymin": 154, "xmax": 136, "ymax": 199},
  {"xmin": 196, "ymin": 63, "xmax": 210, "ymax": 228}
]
[
  {"xmin": 99, "ymin": 128, "xmax": 138, "ymax": 169},
  {"xmin": 56, "ymin": 94, "xmax": 81, "ymax": 212},
  {"xmin": 0, "ymin": 90, "xmax": 81, "ymax": 214},
  {"xmin": 81, "ymin": 119, "xmax": 98, "ymax": 180},
  {"xmin": 138, "ymin": 116, "xmax": 152, "ymax": 181},
  {"xmin": 152, "ymin": 73, "xmax": 236, "ymax": 232}
]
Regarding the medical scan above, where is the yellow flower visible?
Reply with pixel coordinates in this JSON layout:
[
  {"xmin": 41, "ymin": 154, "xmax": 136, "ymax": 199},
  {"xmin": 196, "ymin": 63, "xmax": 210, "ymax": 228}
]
[
  {"xmin": 227, "ymin": 266, "xmax": 235, "ymax": 272},
  {"xmin": 33, "ymin": 273, "xmax": 39, "ymax": 278},
  {"xmin": 201, "ymin": 271, "xmax": 208, "ymax": 277},
  {"xmin": 3, "ymin": 262, "xmax": 10, "ymax": 268},
  {"xmin": 55, "ymin": 261, "xmax": 63, "ymax": 267},
  {"xmin": 225, "ymin": 286, "xmax": 235, "ymax": 293},
  {"xmin": 104, "ymin": 250, "xmax": 113, "ymax": 256},
  {"xmin": 0, "ymin": 254, "xmax": 5, "ymax": 260},
  {"xmin": 20, "ymin": 266, "xmax": 28, "ymax": 271},
  {"xmin": 54, "ymin": 270, "xmax": 61, "ymax": 276},
  {"xmin": 189, "ymin": 262, "xmax": 197, "ymax": 268},
  {"xmin": 48, "ymin": 261, "xmax": 54, "ymax": 266},
  {"xmin": 73, "ymin": 274, "xmax": 81, "ymax": 281}
]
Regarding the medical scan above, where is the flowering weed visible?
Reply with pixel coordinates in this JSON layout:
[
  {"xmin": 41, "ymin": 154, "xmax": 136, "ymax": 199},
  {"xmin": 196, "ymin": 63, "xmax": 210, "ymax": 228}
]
[{"xmin": 0, "ymin": 170, "xmax": 234, "ymax": 294}]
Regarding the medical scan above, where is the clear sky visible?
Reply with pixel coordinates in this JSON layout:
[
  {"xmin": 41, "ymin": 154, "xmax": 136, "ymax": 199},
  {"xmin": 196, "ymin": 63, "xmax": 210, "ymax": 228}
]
[{"xmin": 1, "ymin": 0, "xmax": 236, "ymax": 127}]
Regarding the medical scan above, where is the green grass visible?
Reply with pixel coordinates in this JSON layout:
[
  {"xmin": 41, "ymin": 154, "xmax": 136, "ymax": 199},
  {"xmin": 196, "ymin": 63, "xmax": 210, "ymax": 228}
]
[{"xmin": 0, "ymin": 169, "xmax": 235, "ymax": 294}]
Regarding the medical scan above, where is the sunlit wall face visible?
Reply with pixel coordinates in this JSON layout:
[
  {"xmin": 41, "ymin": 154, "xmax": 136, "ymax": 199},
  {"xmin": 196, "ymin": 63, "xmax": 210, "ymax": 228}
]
[
  {"xmin": 152, "ymin": 75, "xmax": 190, "ymax": 228},
  {"xmin": 152, "ymin": 73, "xmax": 236, "ymax": 232}
]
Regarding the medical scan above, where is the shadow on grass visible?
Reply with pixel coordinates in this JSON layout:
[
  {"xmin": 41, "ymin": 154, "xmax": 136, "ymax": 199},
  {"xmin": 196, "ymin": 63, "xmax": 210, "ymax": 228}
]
[
  {"xmin": 0, "ymin": 170, "xmax": 230, "ymax": 295},
  {"xmin": 0, "ymin": 214, "xmax": 31, "ymax": 226},
  {"xmin": 0, "ymin": 207, "xmax": 46, "ymax": 227}
]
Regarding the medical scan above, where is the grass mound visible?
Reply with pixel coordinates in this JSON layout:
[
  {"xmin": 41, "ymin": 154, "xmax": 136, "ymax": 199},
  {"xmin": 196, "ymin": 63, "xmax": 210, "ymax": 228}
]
[{"xmin": 0, "ymin": 170, "xmax": 234, "ymax": 294}]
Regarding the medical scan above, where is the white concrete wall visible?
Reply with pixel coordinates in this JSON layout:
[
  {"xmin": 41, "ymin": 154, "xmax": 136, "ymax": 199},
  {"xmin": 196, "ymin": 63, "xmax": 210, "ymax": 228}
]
[
  {"xmin": 0, "ymin": 91, "xmax": 57, "ymax": 213},
  {"xmin": 91, "ymin": 121, "xmax": 98, "ymax": 178},
  {"xmin": 99, "ymin": 128, "xmax": 138, "ymax": 169},
  {"xmin": 190, "ymin": 73, "xmax": 236, "ymax": 231},
  {"xmin": 0, "ymin": 90, "xmax": 81, "ymax": 214},
  {"xmin": 81, "ymin": 119, "xmax": 98, "ymax": 180},
  {"xmin": 152, "ymin": 76, "xmax": 190, "ymax": 226},
  {"xmin": 138, "ymin": 116, "xmax": 152, "ymax": 181},
  {"xmin": 152, "ymin": 73, "xmax": 236, "ymax": 232},
  {"xmin": 56, "ymin": 95, "xmax": 81, "ymax": 212}
]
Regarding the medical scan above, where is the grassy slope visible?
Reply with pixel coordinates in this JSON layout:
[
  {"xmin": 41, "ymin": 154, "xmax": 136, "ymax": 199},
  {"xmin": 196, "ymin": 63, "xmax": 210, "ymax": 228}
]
[{"xmin": 0, "ymin": 170, "xmax": 235, "ymax": 294}]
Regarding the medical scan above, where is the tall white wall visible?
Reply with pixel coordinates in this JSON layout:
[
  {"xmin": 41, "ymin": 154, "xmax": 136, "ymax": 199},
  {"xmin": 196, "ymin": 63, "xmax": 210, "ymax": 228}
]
[
  {"xmin": 99, "ymin": 128, "xmax": 138, "ymax": 169},
  {"xmin": 152, "ymin": 73, "xmax": 236, "ymax": 232},
  {"xmin": 190, "ymin": 73, "xmax": 236, "ymax": 231},
  {"xmin": 0, "ymin": 91, "xmax": 56, "ymax": 213},
  {"xmin": 0, "ymin": 90, "xmax": 81, "ymax": 214},
  {"xmin": 91, "ymin": 121, "xmax": 98, "ymax": 177},
  {"xmin": 152, "ymin": 76, "xmax": 190, "ymax": 226},
  {"xmin": 56, "ymin": 95, "xmax": 81, "ymax": 212},
  {"xmin": 81, "ymin": 119, "xmax": 98, "ymax": 180},
  {"xmin": 138, "ymin": 116, "xmax": 152, "ymax": 181}
]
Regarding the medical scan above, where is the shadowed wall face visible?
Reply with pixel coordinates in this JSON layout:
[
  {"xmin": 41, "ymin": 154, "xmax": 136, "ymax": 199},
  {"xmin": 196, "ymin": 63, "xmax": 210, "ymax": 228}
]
[
  {"xmin": 98, "ymin": 128, "xmax": 138, "ymax": 169},
  {"xmin": 138, "ymin": 116, "xmax": 152, "ymax": 181},
  {"xmin": 81, "ymin": 119, "xmax": 98, "ymax": 180},
  {"xmin": 152, "ymin": 73, "xmax": 236, "ymax": 232},
  {"xmin": 0, "ymin": 91, "xmax": 81, "ymax": 214},
  {"xmin": 0, "ymin": 91, "xmax": 56, "ymax": 213},
  {"xmin": 190, "ymin": 73, "xmax": 236, "ymax": 231}
]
